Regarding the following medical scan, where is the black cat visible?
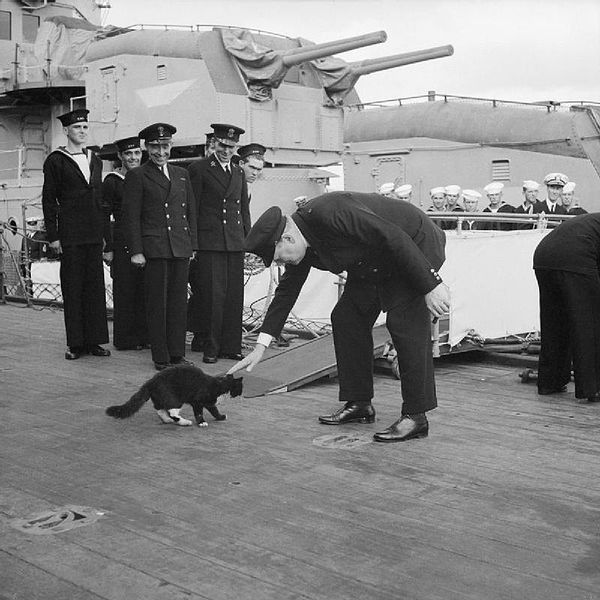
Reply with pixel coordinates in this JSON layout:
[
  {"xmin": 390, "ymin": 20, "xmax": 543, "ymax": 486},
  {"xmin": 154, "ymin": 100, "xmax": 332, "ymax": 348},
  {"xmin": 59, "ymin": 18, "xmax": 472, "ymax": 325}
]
[{"xmin": 106, "ymin": 365, "xmax": 243, "ymax": 427}]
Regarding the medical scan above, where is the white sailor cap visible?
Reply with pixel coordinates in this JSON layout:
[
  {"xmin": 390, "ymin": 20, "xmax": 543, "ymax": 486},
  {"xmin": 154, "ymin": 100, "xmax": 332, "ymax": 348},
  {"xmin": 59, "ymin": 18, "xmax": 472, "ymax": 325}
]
[
  {"xmin": 522, "ymin": 180, "xmax": 540, "ymax": 191},
  {"xmin": 484, "ymin": 182, "xmax": 504, "ymax": 195},
  {"xmin": 544, "ymin": 172, "xmax": 569, "ymax": 187},
  {"xmin": 394, "ymin": 184, "xmax": 412, "ymax": 198},
  {"xmin": 444, "ymin": 185, "xmax": 461, "ymax": 195},
  {"xmin": 430, "ymin": 186, "xmax": 446, "ymax": 196},
  {"xmin": 378, "ymin": 182, "xmax": 395, "ymax": 195},
  {"xmin": 562, "ymin": 181, "xmax": 576, "ymax": 193},
  {"xmin": 462, "ymin": 189, "xmax": 482, "ymax": 202}
]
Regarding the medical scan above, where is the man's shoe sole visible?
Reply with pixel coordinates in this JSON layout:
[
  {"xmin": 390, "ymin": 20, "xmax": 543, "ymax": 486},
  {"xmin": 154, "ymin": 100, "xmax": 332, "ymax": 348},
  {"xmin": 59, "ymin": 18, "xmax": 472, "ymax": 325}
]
[
  {"xmin": 373, "ymin": 429, "xmax": 429, "ymax": 443},
  {"xmin": 318, "ymin": 415, "xmax": 376, "ymax": 425}
]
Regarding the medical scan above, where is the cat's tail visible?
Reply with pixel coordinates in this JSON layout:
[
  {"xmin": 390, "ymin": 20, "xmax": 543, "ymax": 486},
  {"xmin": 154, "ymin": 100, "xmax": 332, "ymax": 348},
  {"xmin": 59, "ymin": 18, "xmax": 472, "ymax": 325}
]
[{"xmin": 106, "ymin": 385, "xmax": 150, "ymax": 419}]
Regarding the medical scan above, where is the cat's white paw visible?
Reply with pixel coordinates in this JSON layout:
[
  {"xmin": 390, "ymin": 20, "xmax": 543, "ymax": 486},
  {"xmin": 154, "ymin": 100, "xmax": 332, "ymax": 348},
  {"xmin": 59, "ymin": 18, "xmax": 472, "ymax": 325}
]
[
  {"xmin": 167, "ymin": 409, "xmax": 192, "ymax": 426},
  {"xmin": 197, "ymin": 422, "xmax": 208, "ymax": 427},
  {"xmin": 156, "ymin": 409, "xmax": 173, "ymax": 424}
]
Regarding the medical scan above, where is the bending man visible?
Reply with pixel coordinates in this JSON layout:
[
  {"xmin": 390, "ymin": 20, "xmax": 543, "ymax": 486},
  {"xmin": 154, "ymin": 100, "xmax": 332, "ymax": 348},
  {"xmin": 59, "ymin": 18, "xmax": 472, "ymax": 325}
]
[{"xmin": 229, "ymin": 191, "xmax": 450, "ymax": 443}]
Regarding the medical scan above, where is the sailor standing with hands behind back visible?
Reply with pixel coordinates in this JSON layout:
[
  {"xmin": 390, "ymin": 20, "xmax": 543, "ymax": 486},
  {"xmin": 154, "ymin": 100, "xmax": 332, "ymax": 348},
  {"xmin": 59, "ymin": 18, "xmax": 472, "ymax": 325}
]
[{"xmin": 42, "ymin": 108, "xmax": 111, "ymax": 360}]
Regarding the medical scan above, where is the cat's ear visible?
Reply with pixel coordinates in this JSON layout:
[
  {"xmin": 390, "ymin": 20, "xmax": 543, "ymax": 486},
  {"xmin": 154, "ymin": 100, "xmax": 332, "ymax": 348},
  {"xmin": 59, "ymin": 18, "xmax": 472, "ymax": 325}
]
[{"xmin": 226, "ymin": 373, "xmax": 234, "ymax": 381}]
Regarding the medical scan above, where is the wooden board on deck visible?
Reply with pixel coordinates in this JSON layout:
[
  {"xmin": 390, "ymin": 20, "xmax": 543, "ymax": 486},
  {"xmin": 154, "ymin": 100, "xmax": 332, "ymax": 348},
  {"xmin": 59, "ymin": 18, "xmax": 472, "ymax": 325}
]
[
  {"xmin": 1, "ymin": 303, "xmax": 600, "ymax": 600},
  {"xmin": 242, "ymin": 324, "xmax": 391, "ymax": 397}
]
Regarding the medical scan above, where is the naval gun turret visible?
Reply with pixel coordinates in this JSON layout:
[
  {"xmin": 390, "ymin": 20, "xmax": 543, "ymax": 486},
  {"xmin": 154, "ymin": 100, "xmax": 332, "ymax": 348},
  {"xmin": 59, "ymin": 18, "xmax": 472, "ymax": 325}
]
[{"xmin": 81, "ymin": 25, "xmax": 454, "ymax": 214}]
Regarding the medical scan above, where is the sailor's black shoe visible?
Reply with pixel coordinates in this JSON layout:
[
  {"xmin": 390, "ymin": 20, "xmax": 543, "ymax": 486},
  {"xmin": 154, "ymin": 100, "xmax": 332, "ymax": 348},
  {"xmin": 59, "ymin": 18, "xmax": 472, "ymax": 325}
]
[
  {"xmin": 318, "ymin": 402, "xmax": 375, "ymax": 425},
  {"xmin": 538, "ymin": 385, "xmax": 567, "ymax": 395},
  {"xmin": 88, "ymin": 345, "xmax": 111, "ymax": 357},
  {"xmin": 373, "ymin": 413, "xmax": 429, "ymax": 443},
  {"xmin": 65, "ymin": 346, "xmax": 84, "ymax": 360}
]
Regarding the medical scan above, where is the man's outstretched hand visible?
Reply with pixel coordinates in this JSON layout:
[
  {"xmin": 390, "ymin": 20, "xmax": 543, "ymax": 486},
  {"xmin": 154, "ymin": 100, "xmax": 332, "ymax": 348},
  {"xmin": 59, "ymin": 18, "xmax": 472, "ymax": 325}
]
[
  {"xmin": 226, "ymin": 344, "xmax": 267, "ymax": 374},
  {"xmin": 425, "ymin": 282, "xmax": 450, "ymax": 319}
]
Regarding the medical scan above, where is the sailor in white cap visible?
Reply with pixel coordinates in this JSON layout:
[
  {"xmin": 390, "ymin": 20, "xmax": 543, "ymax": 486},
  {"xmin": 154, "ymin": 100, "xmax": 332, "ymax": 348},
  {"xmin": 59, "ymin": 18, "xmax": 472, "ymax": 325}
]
[
  {"xmin": 394, "ymin": 183, "xmax": 413, "ymax": 201},
  {"xmin": 427, "ymin": 187, "xmax": 448, "ymax": 229},
  {"xmin": 561, "ymin": 181, "xmax": 587, "ymax": 215},
  {"xmin": 378, "ymin": 182, "xmax": 398, "ymax": 199},
  {"xmin": 534, "ymin": 173, "xmax": 568, "ymax": 215},
  {"xmin": 461, "ymin": 189, "xmax": 483, "ymax": 231},
  {"xmin": 443, "ymin": 185, "xmax": 463, "ymax": 230},
  {"xmin": 482, "ymin": 181, "xmax": 515, "ymax": 230},
  {"xmin": 444, "ymin": 185, "xmax": 462, "ymax": 211},
  {"xmin": 514, "ymin": 180, "xmax": 540, "ymax": 229},
  {"xmin": 516, "ymin": 180, "xmax": 540, "ymax": 215}
]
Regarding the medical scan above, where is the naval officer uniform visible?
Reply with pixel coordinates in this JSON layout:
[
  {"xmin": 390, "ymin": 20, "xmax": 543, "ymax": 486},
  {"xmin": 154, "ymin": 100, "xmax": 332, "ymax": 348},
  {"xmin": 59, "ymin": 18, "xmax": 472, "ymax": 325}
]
[
  {"xmin": 187, "ymin": 123, "xmax": 251, "ymax": 363},
  {"xmin": 122, "ymin": 123, "xmax": 198, "ymax": 369},
  {"xmin": 243, "ymin": 191, "xmax": 448, "ymax": 442},
  {"xmin": 533, "ymin": 212, "xmax": 600, "ymax": 401}
]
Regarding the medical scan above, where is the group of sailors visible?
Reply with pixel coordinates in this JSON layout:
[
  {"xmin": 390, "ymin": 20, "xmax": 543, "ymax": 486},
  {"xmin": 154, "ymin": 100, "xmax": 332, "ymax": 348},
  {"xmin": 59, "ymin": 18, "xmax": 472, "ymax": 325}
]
[
  {"xmin": 41, "ymin": 109, "xmax": 265, "ymax": 370},
  {"xmin": 378, "ymin": 173, "xmax": 586, "ymax": 231}
]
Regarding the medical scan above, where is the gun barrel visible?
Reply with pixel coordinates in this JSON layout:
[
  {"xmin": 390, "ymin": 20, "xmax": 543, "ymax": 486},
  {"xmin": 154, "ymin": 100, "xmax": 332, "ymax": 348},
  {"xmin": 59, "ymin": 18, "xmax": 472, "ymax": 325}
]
[
  {"xmin": 281, "ymin": 31, "xmax": 387, "ymax": 67},
  {"xmin": 351, "ymin": 44, "xmax": 454, "ymax": 76}
]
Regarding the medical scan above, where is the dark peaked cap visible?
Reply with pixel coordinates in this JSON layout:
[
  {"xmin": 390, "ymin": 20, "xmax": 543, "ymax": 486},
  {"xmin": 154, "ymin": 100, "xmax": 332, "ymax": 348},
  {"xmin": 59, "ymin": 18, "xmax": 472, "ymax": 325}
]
[
  {"xmin": 138, "ymin": 122, "xmax": 176, "ymax": 142},
  {"xmin": 244, "ymin": 206, "xmax": 287, "ymax": 267},
  {"xmin": 57, "ymin": 108, "xmax": 89, "ymax": 126},
  {"xmin": 211, "ymin": 123, "xmax": 245, "ymax": 144}
]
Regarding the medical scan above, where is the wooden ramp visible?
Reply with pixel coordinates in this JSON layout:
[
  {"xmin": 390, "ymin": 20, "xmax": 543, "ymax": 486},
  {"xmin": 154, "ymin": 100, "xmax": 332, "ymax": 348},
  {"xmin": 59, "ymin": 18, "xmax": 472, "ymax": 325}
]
[{"xmin": 242, "ymin": 325, "xmax": 391, "ymax": 397}]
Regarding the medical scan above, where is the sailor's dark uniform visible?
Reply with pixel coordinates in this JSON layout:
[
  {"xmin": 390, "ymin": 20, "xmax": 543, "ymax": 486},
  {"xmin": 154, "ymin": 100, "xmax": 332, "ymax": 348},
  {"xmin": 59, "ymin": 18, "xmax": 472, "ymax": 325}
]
[
  {"xmin": 102, "ymin": 171, "xmax": 148, "ymax": 349},
  {"xmin": 42, "ymin": 148, "xmax": 109, "ymax": 349},
  {"xmin": 533, "ymin": 213, "xmax": 600, "ymax": 399}
]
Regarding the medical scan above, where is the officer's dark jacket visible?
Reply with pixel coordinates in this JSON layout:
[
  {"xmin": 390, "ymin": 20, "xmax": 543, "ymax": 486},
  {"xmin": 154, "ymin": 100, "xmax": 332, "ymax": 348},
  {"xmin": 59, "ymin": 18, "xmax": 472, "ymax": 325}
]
[
  {"xmin": 102, "ymin": 172, "xmax": 125, "ymax": 252},
  {"xmin": 533, "ymin": 200, "xmax": 567, "ymax": 215},
  {"xmin": 122, "ymin": 161, "xmax": 198, "ymax": 259},
  {"xmin": 261, "ymin": 192, "xmax": 446, "ymax": 337},
  {"xmin": 42, "ymin": 148, "xmax": 108, "ymax": 246},
  {"xmin": 188, "ymin": 156, "xmax": 250, "ymax": 252},
  {"xmin": 534, "ymin": 212, "xmax": 600, "ymax": 275}
]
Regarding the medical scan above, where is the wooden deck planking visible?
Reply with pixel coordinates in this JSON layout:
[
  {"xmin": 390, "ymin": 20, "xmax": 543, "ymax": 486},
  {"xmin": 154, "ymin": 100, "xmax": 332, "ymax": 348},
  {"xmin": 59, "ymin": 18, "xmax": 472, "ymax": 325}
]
[{"xmin": 1, "ymin": 303, "xmax": 600, "ymax": 600}]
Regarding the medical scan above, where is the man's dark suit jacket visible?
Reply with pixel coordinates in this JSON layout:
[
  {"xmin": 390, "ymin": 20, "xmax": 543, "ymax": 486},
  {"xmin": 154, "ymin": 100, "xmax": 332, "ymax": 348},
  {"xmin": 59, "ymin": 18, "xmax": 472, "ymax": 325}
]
[
  {"xmin": 187, "ymin": 156, "xmax": 251, "ymax": 251},
  {"xmin": 122, "ymin": 161, "xmax": 198, "ymax": 258},
  {"xmin": 260, "ymin": 192, "xmax": 446, "ymax": 337},
  {"xmin": 42, "ymin": 148, "xmax": 109, "ymax": 246},
  {"xmin": 533, "ymin": 199, "xmax": 567, "ymax": 215}
]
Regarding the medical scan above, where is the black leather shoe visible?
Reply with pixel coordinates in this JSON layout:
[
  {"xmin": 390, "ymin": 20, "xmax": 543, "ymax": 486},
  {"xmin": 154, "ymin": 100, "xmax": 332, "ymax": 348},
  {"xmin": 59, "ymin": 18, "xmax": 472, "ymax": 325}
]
[
  {"xmin": 373, "ymin": 413, "xmax": 429, "ymax": 443},
  {"xmin": 276, "ymin": 335, "xmax": 290, "ymax": 348},
  {"xmin": 65, "ymin": 347, "xmax": 83, "ymax": 360},
  {"xmin": 88, "ymin": 345, "xmax": 111, "ymax": 357},
  {"xmin": 203, "ymin": 355, "xmax": 218, "ymax": 364},
  {"xmin": 170, "ymin": 356, "xmax": 194, "ymax": 366},
  {"xmin": 154, "ymin": 361, "xmax": 170, "ymax": 371},
  {"xmin": 218, "ymin": 352, "xmax": 243, "ymax": 361},
  {"xmin": 318, "ymin": 402, "xmax": 376, "ymax": 425},
  {"xmin": 578, "ymin": 393, "xmax": 600, "ymax": 403},
  {"xmin": 538, "ymin": 385, "xmax": 567, "ymax": 395}
]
